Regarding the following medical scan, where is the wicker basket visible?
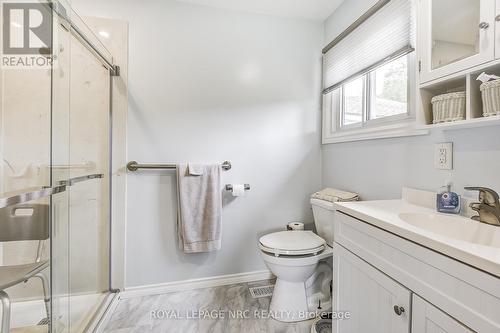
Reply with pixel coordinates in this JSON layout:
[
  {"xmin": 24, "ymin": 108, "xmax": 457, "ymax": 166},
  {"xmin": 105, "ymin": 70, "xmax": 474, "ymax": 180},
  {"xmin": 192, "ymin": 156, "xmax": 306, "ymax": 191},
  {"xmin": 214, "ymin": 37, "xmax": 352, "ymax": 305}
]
[
  {"xmin": 480, "ymin": 79, "xmax": 500, "ymax": 117},
  {"xmin": 431, "ymin": 92, "xmax": 466, "ymax": 124}
]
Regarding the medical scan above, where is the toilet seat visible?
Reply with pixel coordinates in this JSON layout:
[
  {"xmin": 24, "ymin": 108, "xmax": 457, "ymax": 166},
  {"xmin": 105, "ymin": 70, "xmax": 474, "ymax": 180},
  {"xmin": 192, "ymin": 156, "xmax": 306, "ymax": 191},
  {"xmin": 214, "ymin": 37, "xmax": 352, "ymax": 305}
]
[
  {"xmin": 259, "ymin": 231, "xmax": 326, "ymax": 256},
  {"xmin": 261, "ymin": 246, "xmax": 333, "ymax": 267}
]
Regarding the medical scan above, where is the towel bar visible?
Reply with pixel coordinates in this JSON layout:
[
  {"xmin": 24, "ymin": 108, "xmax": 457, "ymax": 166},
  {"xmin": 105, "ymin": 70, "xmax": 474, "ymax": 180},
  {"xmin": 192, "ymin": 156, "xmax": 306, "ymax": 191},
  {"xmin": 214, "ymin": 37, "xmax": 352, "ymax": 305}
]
[{"xmin": 127, "ymin": 161, "xmax": 232, "ymax": 172}]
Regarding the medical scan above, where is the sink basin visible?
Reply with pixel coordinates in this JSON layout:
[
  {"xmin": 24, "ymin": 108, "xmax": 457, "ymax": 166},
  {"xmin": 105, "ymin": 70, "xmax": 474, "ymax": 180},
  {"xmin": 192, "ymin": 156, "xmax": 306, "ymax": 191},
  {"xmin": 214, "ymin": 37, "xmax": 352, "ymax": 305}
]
[{"xmin": 399, "ymin": 212, "xmax": 500, "ymax": 248}]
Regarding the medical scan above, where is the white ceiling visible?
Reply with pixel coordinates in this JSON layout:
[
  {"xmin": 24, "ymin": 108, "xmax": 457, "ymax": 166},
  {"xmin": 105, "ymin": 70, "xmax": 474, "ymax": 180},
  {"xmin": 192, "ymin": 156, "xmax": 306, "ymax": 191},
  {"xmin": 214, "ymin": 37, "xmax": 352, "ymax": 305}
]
[{"xmin": 174, "ymin": 0, "xmax": 345, "ymax": 20}]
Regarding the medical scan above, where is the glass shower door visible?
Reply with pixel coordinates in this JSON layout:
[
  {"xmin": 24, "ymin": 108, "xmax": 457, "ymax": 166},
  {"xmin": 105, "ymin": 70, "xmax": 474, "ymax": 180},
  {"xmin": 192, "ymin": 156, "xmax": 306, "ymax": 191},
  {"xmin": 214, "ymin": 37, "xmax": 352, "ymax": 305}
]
[
  {"xmin": 67, "ymin": 24, "xmax": 111, "ymax": 332},
  {"xmin": 51, "ymin": 6, "xmax": 72, "ymax": 332},
  {"xmin": 1, "ymin": 1, "xmax": 113, "ymax": 331},
  {"xmin": 0, "ymin": 1, "xmax": 67, "ymax": 332},
  {"xmin": 52, "ymin": 2, "xmax": 112, "ymax": 332}
]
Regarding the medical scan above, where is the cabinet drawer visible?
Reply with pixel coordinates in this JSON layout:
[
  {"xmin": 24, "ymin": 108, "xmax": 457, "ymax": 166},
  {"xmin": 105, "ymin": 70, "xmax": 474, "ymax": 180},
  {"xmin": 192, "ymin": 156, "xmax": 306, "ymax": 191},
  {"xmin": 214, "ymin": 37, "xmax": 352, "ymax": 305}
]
[{"xmin": 334, "ymin": 211, "xmax": 500, "ymax": 333}]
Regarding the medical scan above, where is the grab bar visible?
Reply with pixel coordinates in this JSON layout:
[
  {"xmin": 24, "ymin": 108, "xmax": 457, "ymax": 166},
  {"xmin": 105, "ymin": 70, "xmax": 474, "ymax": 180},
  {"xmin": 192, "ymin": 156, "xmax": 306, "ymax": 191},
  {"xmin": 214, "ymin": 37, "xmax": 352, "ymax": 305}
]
[
  {"xmin": 58, "ymin": 173, "xmax": 104, "ymax": 186},
  {"xmin": 0, "ymin": 185, "xmax": 67, "ymax": 209},
  {"xmin": 127, "ymin": 161, "xmax": 232, "ymax": 172}
]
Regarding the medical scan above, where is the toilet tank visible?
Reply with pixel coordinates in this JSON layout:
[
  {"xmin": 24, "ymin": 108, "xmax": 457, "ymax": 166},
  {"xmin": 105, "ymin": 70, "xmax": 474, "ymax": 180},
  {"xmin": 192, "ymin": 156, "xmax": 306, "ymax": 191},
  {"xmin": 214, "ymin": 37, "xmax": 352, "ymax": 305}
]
[{"xmin": 311, "ymin": 198, "xmax": 336, "ymax": 247}]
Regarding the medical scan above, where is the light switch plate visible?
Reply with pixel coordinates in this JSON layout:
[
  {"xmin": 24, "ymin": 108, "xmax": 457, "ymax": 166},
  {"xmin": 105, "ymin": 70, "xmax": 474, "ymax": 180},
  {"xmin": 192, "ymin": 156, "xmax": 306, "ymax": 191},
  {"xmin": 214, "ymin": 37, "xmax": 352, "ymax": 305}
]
[{"xmin": 434, "ymin": 142, "xmax": 453, "ymax": 170}]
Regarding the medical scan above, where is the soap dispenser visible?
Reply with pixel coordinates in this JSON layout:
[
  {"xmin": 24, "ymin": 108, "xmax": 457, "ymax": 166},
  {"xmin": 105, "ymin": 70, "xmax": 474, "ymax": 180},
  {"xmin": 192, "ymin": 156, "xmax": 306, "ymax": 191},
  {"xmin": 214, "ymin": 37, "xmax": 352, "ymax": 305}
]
[{"xmin": 436, "ymin": 180, "xmax": 461, "ymax": 214}]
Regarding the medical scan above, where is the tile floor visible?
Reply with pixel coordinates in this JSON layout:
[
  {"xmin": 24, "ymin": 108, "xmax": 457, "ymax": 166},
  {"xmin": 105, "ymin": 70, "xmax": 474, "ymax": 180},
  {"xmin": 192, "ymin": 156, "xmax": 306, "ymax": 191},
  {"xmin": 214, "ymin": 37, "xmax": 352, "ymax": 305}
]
[{"xmin": 103, "ymin": 280, "xmax": 317, "ymax": 333}]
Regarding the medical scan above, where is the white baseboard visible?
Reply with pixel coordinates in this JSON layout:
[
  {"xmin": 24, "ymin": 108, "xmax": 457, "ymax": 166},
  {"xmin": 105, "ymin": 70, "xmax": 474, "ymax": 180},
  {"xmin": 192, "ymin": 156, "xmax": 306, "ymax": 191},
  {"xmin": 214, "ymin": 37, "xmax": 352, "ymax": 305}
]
[{"xmin": 120, "ymin": 270, "xmax": 274, "ymax": 299}]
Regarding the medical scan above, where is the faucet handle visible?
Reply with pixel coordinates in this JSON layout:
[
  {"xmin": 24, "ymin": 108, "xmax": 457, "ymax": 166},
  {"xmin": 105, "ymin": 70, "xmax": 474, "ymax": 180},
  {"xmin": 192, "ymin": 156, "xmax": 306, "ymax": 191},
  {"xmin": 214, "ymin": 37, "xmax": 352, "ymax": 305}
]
[{"xmin": 464, "ymin": 187, "xmax": 500, "ymax": 205}]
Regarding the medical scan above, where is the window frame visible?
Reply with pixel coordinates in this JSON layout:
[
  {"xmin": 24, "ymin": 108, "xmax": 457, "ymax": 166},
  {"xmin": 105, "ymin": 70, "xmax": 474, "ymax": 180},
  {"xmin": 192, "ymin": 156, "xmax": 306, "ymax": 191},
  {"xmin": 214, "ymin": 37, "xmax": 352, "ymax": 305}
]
[
  {"xmin": 322, "ymin": 51, "xmax": 426, "ymax": 144},
  {"xmin": 336, "ymin": 52, "xmax": 413, "ymax": 133}
]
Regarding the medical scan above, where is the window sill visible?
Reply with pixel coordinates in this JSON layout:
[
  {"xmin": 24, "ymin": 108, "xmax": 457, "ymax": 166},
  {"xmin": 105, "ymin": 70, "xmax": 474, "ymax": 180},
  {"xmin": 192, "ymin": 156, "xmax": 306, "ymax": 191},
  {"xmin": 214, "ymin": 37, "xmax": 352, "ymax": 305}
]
[{"xmin": 322, "ymin": 122, "xmax": 429, "ymax": 144}]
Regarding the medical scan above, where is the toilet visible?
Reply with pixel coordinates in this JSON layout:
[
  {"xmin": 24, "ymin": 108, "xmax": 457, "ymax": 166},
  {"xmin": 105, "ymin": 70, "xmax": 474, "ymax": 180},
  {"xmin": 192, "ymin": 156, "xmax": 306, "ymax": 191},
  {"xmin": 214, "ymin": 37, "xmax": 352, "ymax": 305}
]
[{"xmin": 259, "ymin": 198, "xmax": 336, "ymax": 322}]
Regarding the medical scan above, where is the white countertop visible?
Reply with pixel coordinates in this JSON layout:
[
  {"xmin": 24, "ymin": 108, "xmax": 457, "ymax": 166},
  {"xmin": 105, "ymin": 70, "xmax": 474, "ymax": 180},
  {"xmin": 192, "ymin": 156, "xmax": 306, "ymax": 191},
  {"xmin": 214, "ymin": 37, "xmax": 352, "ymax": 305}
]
[{"xmin": 333, "ymin": 199, "xmax": 500, "ymax": 278}]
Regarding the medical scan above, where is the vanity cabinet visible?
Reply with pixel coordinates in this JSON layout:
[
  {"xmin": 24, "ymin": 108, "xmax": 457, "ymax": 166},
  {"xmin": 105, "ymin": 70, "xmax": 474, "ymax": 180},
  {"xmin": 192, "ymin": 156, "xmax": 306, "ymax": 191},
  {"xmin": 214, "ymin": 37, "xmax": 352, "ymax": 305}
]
[
  {"xmin": 412, "ymin": 295, "xmax": 474, "ymax": 333},
  {"xmin": 333, "ymin": 244, "xmax": 411, "ymax": 333},
  {"xmin": 419, "ymin": 0, "xmax": 496, "ymax": 83},
  {"xmin": 332, "ymin": 211, "xmax": 500, "ymax": 333}
]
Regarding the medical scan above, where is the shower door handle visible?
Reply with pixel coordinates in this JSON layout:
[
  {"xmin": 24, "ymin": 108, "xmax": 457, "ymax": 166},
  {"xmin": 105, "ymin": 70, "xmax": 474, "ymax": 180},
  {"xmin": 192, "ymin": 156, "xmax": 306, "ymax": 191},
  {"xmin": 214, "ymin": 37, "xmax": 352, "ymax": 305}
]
[
  {"xmin": 0, "ymin": 185, "xmax": 67, "ymax": 209},
  {"xmin": 58, "ymin": 173, "xmax": 104, "ymax": 186}
]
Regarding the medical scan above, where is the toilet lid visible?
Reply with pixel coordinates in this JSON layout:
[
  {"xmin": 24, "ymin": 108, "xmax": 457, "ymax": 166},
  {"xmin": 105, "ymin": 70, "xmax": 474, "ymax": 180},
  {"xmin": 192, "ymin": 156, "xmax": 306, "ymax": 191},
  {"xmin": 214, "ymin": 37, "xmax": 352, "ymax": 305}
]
[{"xmin": 259, "ymin": 231, "xmax": 326, "ymax": 256}]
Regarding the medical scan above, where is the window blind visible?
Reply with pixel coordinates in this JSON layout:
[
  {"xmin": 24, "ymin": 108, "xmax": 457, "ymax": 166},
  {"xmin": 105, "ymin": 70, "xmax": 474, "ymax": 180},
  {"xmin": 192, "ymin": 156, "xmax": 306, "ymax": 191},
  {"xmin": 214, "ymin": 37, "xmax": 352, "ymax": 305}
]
[{"xmin": 323, "ymin": 0, "xmax": 415, "ymax": 94}]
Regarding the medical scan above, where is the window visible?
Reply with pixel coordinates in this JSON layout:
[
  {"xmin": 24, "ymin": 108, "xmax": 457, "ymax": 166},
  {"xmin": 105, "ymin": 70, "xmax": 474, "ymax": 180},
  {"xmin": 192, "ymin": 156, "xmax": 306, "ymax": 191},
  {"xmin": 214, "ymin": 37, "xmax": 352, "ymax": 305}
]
[
  {"xmin": 321, "ymin": 0, "xmax": 425, "ymax": 144},
  {"xmin": 337, "ymin": 54, "xmax": 410, "ymax": 130},
  {"xmin": 342, "ymin": 76, "xmax": 365, "ymax": 126},
  {"xmin": 370, "ymin": 55, "xmax": 408, "ymax": 120}
]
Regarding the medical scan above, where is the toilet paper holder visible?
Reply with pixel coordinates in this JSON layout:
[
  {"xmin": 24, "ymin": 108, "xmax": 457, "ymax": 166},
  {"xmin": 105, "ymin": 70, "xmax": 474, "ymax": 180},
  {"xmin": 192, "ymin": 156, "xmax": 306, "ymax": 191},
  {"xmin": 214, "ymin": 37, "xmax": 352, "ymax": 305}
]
[{"xmin": 225, "ymin": 184, "xmax": 251, "ymax": 191}]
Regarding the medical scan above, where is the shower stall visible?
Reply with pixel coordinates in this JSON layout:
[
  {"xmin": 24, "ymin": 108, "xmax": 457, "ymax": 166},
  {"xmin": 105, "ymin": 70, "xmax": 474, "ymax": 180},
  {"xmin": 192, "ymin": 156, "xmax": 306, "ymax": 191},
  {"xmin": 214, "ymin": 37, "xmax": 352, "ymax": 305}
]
[{"xmin": 0, "ymin": 0, "xmax": 118, "ymax": 331}]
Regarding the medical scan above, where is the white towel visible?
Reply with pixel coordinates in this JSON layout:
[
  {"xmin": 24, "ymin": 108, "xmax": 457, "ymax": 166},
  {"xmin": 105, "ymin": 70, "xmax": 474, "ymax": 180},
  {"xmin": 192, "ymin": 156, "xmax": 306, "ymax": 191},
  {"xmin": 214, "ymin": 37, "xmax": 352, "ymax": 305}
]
[
  {"xmin": 311, "ymin": 188, "xmax": 359, "ymax": 203},
  {"xmin": 188, "ymin": 164, "xmax": 204, "ymax": 176},
  {"xmin": 177, "ymin": 164, "xmax": 222, "ymax": 253}
]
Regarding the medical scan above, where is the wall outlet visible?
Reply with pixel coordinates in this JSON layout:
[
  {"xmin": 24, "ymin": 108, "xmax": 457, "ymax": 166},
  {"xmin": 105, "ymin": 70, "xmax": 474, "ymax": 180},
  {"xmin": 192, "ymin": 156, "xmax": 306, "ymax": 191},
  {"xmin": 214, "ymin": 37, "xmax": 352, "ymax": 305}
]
[{"xmin": 434, "ymin": 143, "xmax": 453, "ymax": 170}]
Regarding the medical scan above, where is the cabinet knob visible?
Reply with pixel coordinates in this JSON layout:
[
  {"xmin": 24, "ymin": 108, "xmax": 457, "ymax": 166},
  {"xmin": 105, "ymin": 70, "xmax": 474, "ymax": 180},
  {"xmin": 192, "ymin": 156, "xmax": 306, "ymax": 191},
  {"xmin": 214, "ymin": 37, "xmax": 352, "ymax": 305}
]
[
  {"xmin": 496, "ymin": 15, "xmax": 500, "ymax": 22},
  {"xmin": 479, "ymin": 22, "xmax": 490, "ymax": 30},
  {"xmin": 393, "ymin": 305, "xmax": 405, "ymax": 316}
]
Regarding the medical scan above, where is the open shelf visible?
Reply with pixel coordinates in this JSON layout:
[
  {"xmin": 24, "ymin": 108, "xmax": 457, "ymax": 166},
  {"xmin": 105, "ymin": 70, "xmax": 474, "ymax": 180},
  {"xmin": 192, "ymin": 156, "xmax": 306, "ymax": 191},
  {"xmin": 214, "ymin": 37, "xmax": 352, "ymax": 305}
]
[
  {"xmin": 418, "ymin": 60, "xmax": 500, "ymax": 130},
  {"xmin": 419, "ymin": 76, "xmax": 466, "ymax": 126},
  {"xmin": 418, "ymin": 114, "xmax": 500, "ymax": 131}
]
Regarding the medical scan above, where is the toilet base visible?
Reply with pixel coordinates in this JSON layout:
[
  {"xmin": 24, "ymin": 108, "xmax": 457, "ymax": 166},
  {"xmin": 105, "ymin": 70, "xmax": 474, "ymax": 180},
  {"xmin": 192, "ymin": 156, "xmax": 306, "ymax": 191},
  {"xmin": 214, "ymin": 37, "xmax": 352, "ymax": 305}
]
[{"xmin": 269, "ymin": 279, "xmax": 315, "ymax": 323}]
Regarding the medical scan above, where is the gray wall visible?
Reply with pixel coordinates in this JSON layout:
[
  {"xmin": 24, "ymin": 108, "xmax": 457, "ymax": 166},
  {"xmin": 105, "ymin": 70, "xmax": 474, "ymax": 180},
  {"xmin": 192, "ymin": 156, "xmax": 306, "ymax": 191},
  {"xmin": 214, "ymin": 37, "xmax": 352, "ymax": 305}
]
[
  {"xmin": 324, "ymin": 0, "xmax": 378, "ymax": 43},
  {"xmin": 72, "ymin": 0, "xmax": 323, "ymax": 288},
  {"xmin": 322, "ymin": 127, "xmax": 500, "ymax": 200},
  {"xmin": 71, "ymin": 0, "xmax": 500, "ymax": 290},
  {"xmin": 322, "ymin": 0, "xmax": 500, "ymax": 200}
]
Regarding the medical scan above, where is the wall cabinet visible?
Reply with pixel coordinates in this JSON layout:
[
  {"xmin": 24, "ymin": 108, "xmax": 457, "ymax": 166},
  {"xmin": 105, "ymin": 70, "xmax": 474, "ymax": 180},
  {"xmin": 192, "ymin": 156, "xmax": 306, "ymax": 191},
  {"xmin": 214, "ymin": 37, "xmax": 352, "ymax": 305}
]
[
  {"xmin": 333, "ymin": 244, "xmax": 411, "ymax": 333},
  {"xmin": 412, "ymin": 295, "xmax": 474, "ymax": 333},
  {"xmin": 419, "ymin": 0, "xmax": 495, "ymax": 83}
]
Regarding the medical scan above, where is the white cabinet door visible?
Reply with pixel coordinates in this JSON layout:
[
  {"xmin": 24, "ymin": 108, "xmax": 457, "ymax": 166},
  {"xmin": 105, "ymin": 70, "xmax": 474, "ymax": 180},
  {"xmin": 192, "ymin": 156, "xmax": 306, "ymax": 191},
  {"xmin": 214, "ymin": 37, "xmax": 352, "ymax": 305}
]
[
  {"xmin": 333, "ymin": 244, "xmax": 411, "ymax": 333},
  {"xmin": 419, "ymin": 0, "xmax": 495, "ymax": 83},
  {"xmin": 412, "ymin": 295, "xmax": 475, "ymax": 333}
]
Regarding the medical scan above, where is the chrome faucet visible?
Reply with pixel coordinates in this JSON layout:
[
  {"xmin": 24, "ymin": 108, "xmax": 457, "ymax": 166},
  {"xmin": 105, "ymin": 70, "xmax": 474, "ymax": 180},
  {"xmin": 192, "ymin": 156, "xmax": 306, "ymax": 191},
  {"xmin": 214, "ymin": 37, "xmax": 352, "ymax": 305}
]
[{"xmin": 464, "ymin": 187, "xmax": 500, "ymax": 226}]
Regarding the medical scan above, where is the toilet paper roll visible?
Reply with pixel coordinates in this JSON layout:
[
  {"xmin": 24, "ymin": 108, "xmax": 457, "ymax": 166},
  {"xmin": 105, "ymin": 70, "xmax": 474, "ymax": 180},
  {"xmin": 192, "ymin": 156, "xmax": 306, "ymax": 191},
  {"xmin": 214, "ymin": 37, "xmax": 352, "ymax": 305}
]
[
  {"xmin": 231, "ymin": 184, "xmax": 246, "ymax": 197},
  {"xmin": 287, "ymin": 222, "xmax": 305, "ymax": 231}
]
